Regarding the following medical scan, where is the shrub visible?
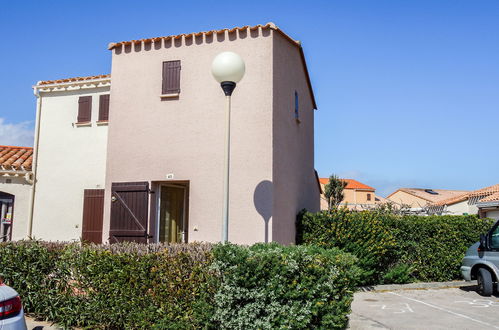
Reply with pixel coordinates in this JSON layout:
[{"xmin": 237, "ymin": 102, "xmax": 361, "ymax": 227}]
[
  {"xmin": 0, "ymin": 241, "xmax": 216, "ymax": 329},
  {"xmin": 382, "ymin": 264, "xmax": 413, "ymax": 284},
  {"xmin": 297, "ymin": 209, "xmax": 397, "ymax": 284},
  {"xmin": 0, "ymin": 241, "xmax": 359, "ymax": 329},
  {"xmin": 211, "ymin": 243, "xmax": 360, "ymax": 329},
  {"xmin": 297, "ymin": 209, "xmax": 494, "ymax": 285}
]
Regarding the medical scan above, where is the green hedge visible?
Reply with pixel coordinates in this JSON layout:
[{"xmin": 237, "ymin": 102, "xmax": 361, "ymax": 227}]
[
  {"xmin": 297, "ymin": 209, "xmax": 495, "ymax": 285},
  {"xmin": 0, "ymin": 241, "xmax": 359, "ymax": 329}
]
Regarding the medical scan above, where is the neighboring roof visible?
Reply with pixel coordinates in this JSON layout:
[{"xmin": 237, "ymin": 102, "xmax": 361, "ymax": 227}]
[
  {"xmin": 479, "ymin": 192, "xmax": 499, "ymax": 203},
  {"xmin": 374, "ymin": 195, "xmax": 391, "ymax": 204},
  {"xmin": 319, "ymin": 178, "xmax": 375, "ymax": 191},
  {"xmin": 107, "ymin": 22, "xmax": 317, "ymax": 110},
  {"xmin": 387, "ymin": 188, "xmax": 469, "ymax": 203},
  {"xmin": 0, "ymin": 146, "xmax": 33, "ymax": 171},
  {"xmin": 434, "ymin": 184, "xmax": 499, "ymax": 206},
  {"xmin": 38, "ymin": 74, "xmax": 111, "ymax": 86},
  {"xmin": 469, "ymin": 184, "xmax": 499, "ymax": 198}
]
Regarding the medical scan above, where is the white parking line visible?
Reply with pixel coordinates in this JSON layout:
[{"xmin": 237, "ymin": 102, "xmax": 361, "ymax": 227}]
[{"xmin": 389, "ymin": 292, "xmax": 499, "ymax": 329}]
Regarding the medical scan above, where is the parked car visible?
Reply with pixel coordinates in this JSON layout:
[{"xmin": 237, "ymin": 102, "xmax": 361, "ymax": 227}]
[
  {"xmin": 0, "ymin": 276, "xmax": 27, "ymax": 330},
  {"xmin": 461, "ymin": 220, "xmax": 499, "ymax": 296}
]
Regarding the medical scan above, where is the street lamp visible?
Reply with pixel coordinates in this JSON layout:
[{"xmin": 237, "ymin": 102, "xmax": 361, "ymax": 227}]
[{"xmin": 211, "ymin": 51, "xmax": 245, "ymax": 243}]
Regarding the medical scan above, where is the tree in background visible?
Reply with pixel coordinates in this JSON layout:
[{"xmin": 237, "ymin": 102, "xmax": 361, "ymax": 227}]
[{"xmin": 324, "ymin": 175, "xmax": 347, "ymax": 211}]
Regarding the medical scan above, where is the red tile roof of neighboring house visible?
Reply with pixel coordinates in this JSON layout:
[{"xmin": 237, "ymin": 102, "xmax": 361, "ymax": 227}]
[
  {"xmin": 480, "ymin": 192, "xmax": 499, "ymax": 203},
  {"xmin": 0, "ymin": 145, "xmax": 33, "ymax": 171},
  {"xmin": 434, "ymin": 184, "xmax": 499, "ymax": 206},
  {"xmin": 38, "ymin": 74, "xmax": 110, "ymax": 86},
  {"xmin": 319, "ymin": 178, "xmax": 375, "ymax": 191},
  {"xmin": 388, "ymin": 188, "xmax": 469, "ymax": 204},
  {"xmin": 469, "ymin": 184, "xmax": 499, "ymax": 198},
  {"xmin": 107, "ymin": 22, "xmax": 317, "ymax": 110}
]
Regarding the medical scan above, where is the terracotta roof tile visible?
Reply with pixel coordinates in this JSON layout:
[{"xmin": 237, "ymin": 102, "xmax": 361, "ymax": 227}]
[
  {"xmin": 433, "ymin": 193, "xmax": 469, "ymax": 206},
  {"xmin": 38, "ymin": 74, "xmax": 110, "ymax": 86},
  {"xmin": 107, "ymin": 23, "xmax": 293, "ymax": 50},
  {"xmin": 480, "ymin": 192, "xmax": 499, "ymax": 203},
  {"xmin": 433, "ymin": 184, "xmax": 499, "ymax": 206},
  {"xmin": 319, "ymin": 178, "xmax": 375, "ymax": 191},
  {"xmin": 0, "ymin": 145, "xmax": 33, "ymax": 171},
  {"xmin": 389, "ymin": 188, "xmax": 469, "ymax": 204},
  {"xmin": 469, "ymin": 184, "xmax": 499, "ymax": 198}
]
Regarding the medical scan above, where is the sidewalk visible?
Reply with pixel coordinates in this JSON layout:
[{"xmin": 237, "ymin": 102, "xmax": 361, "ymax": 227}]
[
  {"xmin": 25, "ymin": 316, "xmax": 62, "ymax": 330},
  {"xmin": 358, "ymin": 280, "xmax": 473, "ymax": 292}
]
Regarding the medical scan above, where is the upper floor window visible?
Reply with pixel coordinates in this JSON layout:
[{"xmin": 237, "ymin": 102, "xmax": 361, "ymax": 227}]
[
  {"xmin": 99, "ymin": 94, "xmax": 110, "ymax": 122},
  {"xmin": 294, "ymin": 91, "xmax": 300, "ymax": 123},
  {"xmin": 162, "ymin": 60, "xmax": 181, "ymax": 96},
  {"xmin": 367, "ymin": 193, "xmax": 372, "ymax": 201},
  {"xmin": 77, "ymin": 96, "xmax": 92, "ymax": 123}
]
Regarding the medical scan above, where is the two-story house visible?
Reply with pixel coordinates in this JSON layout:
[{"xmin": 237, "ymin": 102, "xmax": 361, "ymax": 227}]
[
  {"xmin": 31, "ymin": 75, "xmax": 110, "ymax": 242},
  {"xmin": 29, "ymin": 23, "xmax": 320, "ymax": 245},
  {"xmin": 319, "ymin": 178, "xmax": 377, "ymax": 210}
]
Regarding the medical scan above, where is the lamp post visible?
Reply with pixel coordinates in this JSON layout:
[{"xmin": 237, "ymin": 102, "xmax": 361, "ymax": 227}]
[{"xmin": 211, "ymin": 51, "xmax": 245, "ymax": 243}]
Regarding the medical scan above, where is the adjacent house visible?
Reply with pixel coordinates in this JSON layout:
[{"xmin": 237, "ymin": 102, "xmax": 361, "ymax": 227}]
[
  {"xmin": 319, "ymin": 178, "xmax": 377, "ymax": 210},
  {"xmin": 477, "ymin": 192, "xmax": 499, "ymax": 220},
  {"xmin": 0, "ymin": 146, "xmax": 33, "ymax": 241},
  {"xmin": 428, "ymin": 184, "xmax": 499, "ymax": 218},
  {"xmin": 31, "ymin": 75, "xmax": 110, "ymax": 242},
  {"xmin": 30, "ymin": 23, "xmax": 320, "ymax": 245},
  {"xmin": 386, "ymin": 188, "xmax": 468, "ymax": 209}
]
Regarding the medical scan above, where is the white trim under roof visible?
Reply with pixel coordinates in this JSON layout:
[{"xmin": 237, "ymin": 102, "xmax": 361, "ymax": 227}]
[
  {"xmin": 33, "ymin": 76, "xmax": 111, "ymax": 93},
  {"xmin": 477, "ymin": 201, "xmax": 499, "ymax": 208}
]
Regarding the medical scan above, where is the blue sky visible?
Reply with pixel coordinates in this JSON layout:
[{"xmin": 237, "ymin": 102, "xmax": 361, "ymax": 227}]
[{"xmin": 0, "ymin": 1, "xmax": 498, "ymax": 196}]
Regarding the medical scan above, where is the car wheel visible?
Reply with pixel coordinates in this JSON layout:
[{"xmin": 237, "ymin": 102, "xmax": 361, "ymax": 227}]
[{"xmin": 477, "ymin": 268, "xmax": 493, "ymax": 296}]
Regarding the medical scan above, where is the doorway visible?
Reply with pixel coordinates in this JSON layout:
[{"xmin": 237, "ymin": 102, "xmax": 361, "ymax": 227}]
[
  {"xmin": 156, "ymin": 183, "xmax": 188, "ymax": 243},
  {"xmin": 0, "ymin": 192, "xmax": 14, "ymax": 242}
]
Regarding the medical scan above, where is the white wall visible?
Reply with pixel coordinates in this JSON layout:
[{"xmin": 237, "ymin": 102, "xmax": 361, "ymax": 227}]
[
  {"xmin": 32, "ymin": 85, "xmax": 109, "ymax": 241},
  {"xmin": 486, "ymin": 210, "xmax": 499, "ymax": 220},
  {"xmin": 0, "ymin": 176, "xmax": 31, "ymax": 240},
  {"xmin": 445, "ymin": 200, "xmax": 478, "ymax": 215}
]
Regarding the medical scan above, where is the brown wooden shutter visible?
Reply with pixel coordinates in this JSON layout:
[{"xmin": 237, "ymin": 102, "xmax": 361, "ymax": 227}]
[
  {"xmin": 162, "ymin": 60, "xmax": 181, "ymax": 94},
  {"xmin": 82, "ymin": 189, "xmax": 104, "ymax": 244},
  {"xmin": 110, "ymin": 182, "xmax": 150, "ymax": 243},
  {"xmin": 98, "ymin": 94, "xmax": 110, "ymax": 121},
  {"xmin": 77, "ymin": 96, "xmax": 92, "ymax": 123}
]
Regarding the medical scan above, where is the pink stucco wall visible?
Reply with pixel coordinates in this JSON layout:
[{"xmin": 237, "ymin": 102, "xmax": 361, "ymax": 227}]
[
  {"xmin": 272, "ymin": 33, "xmax": 320, "ymax": 244},
  {"xmin": 102, "ymin": 27, "xmax": 318, "ymax": 244}
]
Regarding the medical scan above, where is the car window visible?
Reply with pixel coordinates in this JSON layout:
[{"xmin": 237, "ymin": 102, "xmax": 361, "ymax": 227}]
[{"xmin": 491, "ymin": 226, "xmax": 499, "ymax": 249}]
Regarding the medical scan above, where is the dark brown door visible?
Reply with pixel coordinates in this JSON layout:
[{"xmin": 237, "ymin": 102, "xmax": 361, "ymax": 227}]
[
  {"xmin": 82, "ymin": 189, "xmax": 104, "ymax": 244},
  {"xmin": 110, "ymin": 182, "xmax": 149, "ymax": 243}
]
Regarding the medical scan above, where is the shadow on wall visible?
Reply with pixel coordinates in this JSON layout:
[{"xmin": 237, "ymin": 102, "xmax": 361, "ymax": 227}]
[{"xmin": 253, "ymin": 180, "xmax": 272, "ymax": 243}]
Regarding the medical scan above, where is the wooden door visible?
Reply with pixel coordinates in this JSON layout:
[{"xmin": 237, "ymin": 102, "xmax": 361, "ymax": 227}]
[
  {"xmin": 82, "ymin": 189, "xmax": 104, "ymax": 244},
  {"xmin": 110, "ymin": 182, "xmax": 149, "ymax": 243}
]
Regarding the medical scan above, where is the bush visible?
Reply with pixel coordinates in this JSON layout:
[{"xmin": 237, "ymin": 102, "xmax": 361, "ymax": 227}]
[
  {"xmin": 297, "ymin": 209, "xmax": 495, "ymax": 285},
  {"xmin": 211, "ymin": 243, "xmax": 360, "ymax": 329},
  {"xmin": 0, "ymin": 241, "xmax": 359, "ymax": 329},
  {"xmin": 0, "ymin": 241, "xmax": 216, "ymax": 329},
  {"xmin": 382, "ymin": 264, "xmax": 413, "ymax": 284}
]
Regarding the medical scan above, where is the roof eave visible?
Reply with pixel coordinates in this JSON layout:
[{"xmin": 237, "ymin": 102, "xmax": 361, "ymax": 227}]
[
  {"xmin": 34, "ymin": 76, "xmax": 111, "ymax": 90},
  {"xmin": 478, "ymin": 201, "xmax": 499, "ymax": 208}
]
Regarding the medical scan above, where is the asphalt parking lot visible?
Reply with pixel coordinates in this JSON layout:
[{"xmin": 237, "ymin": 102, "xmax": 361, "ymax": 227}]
[{"xmin": 349, "ymin": 283, "xmax": 499, "ymax": 329}]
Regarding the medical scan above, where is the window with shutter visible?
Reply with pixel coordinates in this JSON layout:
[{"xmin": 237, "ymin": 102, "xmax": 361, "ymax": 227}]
[
  {"xmin": 77, "ymin": 96, "xmax": 92, "ymax": 123},
  {"xmin": 99, "ymin": 94, "xmax": 110, "ymax": 121},
  {"xmin": 161, "ymin": 60, "xmax": 181, "ymax": 96}
]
